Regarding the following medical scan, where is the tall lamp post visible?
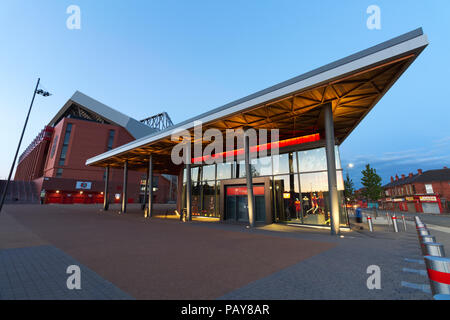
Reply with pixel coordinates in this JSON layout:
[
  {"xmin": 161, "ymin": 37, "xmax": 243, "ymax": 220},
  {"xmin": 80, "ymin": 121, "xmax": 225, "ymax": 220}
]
[{"xmin": 0, "ymin": 78, "xmax": 51, "ymax": 213}]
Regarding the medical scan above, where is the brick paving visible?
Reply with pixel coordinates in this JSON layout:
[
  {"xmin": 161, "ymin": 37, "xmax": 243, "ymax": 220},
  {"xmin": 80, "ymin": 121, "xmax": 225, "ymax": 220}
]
[
  {"xmin": 0, "ymin": 245, "xmax": 132, "ymax": 300},
  {"xmin": 0, "ymin": 203, "xmax": 440, "ymax": 300}
]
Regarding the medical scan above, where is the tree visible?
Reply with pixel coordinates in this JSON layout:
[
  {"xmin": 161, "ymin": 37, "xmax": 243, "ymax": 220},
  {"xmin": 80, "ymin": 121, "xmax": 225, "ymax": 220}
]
[
  {"xmin": 344, "ymin": 173, "xmax": 355, "ymax": 201},
  {"xmin": 360, "ymin": 164, "xmax": 383, "ymax": 202}
]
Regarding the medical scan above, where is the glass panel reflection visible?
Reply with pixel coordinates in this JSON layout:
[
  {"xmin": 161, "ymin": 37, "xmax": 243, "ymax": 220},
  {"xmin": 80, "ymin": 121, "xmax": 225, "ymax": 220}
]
[
  {"xmin": 202, "ymin": 165, "xmax": 216, "ymax": 181},
  {"xmin": 273, "ymin": 174, "xmax": 300, "ymax": 222},
  {"xmin": 251, "ymin": 156, "xmax": 272, "ymax": 176},
  {"xmin": 217, "ymin": 162, "xmax": 233, "ymax": 180},
  {"xmin": 202, "ymin": 181, "xmax": 217, "ymax": 217},
  {"xmin": 191, "ymin": 181, "xmax": 201, "ymax": 215},
  {"xmin": 238, "ymin": 160, "xmax": 246, "ymax": 178},
  {"xmin": 272, "ymin": 152, "xmax": 297, "ymax": 175},
  {"xmin": 298, "ymin": 148, "xmax": 327, "ymax": 172},
  {"xmin": 300, "ymin": 172, "xmax": 329, "ymax": 225}
]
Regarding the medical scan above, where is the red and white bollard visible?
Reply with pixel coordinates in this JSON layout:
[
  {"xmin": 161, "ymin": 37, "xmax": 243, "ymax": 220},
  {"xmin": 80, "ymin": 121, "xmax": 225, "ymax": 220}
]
[
  {"xmin": 424, "ymin": 256, "xmax": 450, "ymax": 296},
  {"xmin": 392, "ymin": 214, "xmax": 399, "ymax": 233},
  {"xmin": 367, "ymin": 215, "xmax": 373, "ymax": 232},
  {"xmin": 401, "ymin": 214, "xmax": 407, "ymax": 231}
]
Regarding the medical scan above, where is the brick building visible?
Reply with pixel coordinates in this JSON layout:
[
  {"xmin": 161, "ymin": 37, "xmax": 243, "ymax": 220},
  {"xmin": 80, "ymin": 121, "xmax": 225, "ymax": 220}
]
[
  {"xmin": 381, "ymin": 168, "xmax": 450, "ymax": 214},
  {"xmin": 14, "ymin": 91, "xmax": 174, "ymax": 205}
]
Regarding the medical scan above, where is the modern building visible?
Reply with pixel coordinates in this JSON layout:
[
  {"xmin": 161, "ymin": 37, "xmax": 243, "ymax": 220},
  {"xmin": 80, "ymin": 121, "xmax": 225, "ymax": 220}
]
[
  {"xmin": 86, "ymin": 28, "xmax": 429, "ymax": 233},
  {"xmin": 14, "ymin": 91, "xmax": 174, "ymax": 205},
  {"xmin": 381, "ymin": 168, "xmax": 450, "ymax": 214}
]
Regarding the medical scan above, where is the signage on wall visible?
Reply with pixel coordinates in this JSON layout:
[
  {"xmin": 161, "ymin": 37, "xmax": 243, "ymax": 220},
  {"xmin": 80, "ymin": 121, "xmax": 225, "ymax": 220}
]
[
  {"xmin": 419, "ymin": 196, "xmax": 437, "ymax": 202},
  {"xmin": 76, "ymin": 181, "xmax": 92, "ymax": 190},
  {"xmin": 406, "ymin": 197, "xmax": 414, "ymax": 201},
  {"xmin": 226, "ymin": 186, "xmax": 265, "ymax": 196},
  {"xmin": 393, "ymin": 198, "xmax": 404, "ymax": 202}
]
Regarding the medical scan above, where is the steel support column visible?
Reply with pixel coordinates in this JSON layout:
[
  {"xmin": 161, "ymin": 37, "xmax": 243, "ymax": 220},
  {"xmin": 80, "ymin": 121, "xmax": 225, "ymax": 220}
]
[
  {"xmin": 103, "ymin": 166, "xmax": 109, "ymax": 211},
  {"xmin": 148, "ymin": 155, "xmax": 154, "ymax": 218},
  {"xmin": 121, "ymin": 160, "xmax": 128, "ymax": 213},
  {"xmin": 142, "ymin": 166, "xmax": 149, "ymax": 212},
  {"xmin": 186, "ymin": 163, "xmax": 192, "ymax": 221},
  {"xmin": 244, "ymin": 133, "xmax": 255, "ymax": 227},
  {"xmin": 324, "ymin": 103, "xmax": 340, "ymax": 235}
]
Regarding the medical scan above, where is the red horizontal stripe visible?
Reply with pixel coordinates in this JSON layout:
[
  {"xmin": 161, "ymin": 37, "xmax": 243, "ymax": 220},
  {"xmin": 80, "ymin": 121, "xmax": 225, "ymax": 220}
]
[
  {"xmin": 192, "ymin": 133, "xmax": 320, "ymax": 164},
  {"xmin": 427, "ymin": 269, "xmax": 450, "ymax": 285}
]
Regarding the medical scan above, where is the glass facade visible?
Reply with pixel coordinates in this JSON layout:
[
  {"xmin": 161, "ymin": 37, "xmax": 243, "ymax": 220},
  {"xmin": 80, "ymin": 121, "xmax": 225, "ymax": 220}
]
[{"xmin": 182, "ymin": 145, "xmax": 349, "ymax": 226}]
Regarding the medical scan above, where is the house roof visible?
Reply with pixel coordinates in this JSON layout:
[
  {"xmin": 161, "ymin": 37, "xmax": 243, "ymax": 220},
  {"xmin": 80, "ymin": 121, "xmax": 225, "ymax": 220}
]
[
  {"xmin": 49, "ymin": 91, "xmax": 157, "ymax": 139},
  {"xmin": 383, "ymin": 168, "xmax": 450, "ymax": 188}
]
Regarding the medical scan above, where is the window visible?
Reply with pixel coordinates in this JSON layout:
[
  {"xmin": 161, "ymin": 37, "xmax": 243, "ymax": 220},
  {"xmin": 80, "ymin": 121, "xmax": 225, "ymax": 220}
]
[
  {"xmin": 272, "ymin": 153, "xmax": 296, "ymax": 175},
  {"xmin": 50, "ymin": 135, "xmax": 59, "ymax": 159},
  {"xmin": 425, "ymin": 184, "xmax": 433, "ymax": 194},
  {"xmin": 56, "ymin": 168, "xmax": 63, "ymax": 177},
  {"xmin": 216, "ymin": 162, "xmax": 233, "ymax": 180},
  {"xmin": 251, "ymin": 155, "xmax": 272, "ymax": 176},
  {"xmin": 58, "ymin": 123, "xmax": 72, "ymax": 166},
  {"xmin": 202, "ymin": 164, "xmax": 216, "ymax": 181},
  {"xmin": 298, "ymin": 148, "xmax": 327, "ymax": 172},
  {"xmin": 107, "ymin": 130, "xmax": 115, "ymax": 150}
]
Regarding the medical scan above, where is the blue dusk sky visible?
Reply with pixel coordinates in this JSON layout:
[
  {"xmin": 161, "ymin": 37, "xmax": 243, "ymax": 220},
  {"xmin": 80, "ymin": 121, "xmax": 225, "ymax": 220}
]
[{"xmin": 0, "ymin": 1, "xmax": 449, "ymax": 187}]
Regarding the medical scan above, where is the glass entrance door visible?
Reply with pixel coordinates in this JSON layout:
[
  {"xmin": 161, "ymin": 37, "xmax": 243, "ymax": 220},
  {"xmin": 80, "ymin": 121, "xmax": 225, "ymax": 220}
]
[{"xmin": 225, "ymin": 185, "xmax": 265, "ymax": 222}]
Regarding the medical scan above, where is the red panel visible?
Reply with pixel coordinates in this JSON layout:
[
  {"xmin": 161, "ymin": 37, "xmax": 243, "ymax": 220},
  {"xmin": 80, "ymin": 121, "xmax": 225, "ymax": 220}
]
[{"xmin": 226, "ymin": 186, "xmax": 264, "ymax": 196}]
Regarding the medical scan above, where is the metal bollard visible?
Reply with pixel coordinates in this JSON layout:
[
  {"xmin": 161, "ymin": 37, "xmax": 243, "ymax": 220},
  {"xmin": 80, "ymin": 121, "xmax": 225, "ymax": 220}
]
[
  {"xmin": 401, "ymin": 214, "xmax": 407, "ymax": 231},
  {"xmin": 415, "ymin": 216, "xmax": 422, "ymax": 225},
  {"xmin": 421, "ymin": 235, "xmax": 436, "ymax": 243},
  {"xmin": 416, "ymin": 222, "xmax": 426, "ymax": 229},
  {"xmin": 424, "ymin": 256, "xmax": 450, "ymax": 295},
  {"xmin": 416, "ymin": 227, "xmax": 428, "ymax": 236},
  {"xmin": 392, "ymin": 214, "xmax": 399, "ymax": 232},
  {"xmin": 421, "ymin": 242, "xmax": 446, "ymax": 257},
  {"xmin": 420, "ymin": 235, "xmax": 437, "ymax": 251},
  {"xmin": 367, "ymin": 215, "xmax": 373, "ymax": 232},
  {"xmin": 418, "ymin": 229, "xmax": 431, "ymax": 237},
  {"xmin": 386, "ymin": 212, "xmax": 391, "ymax": 226}
]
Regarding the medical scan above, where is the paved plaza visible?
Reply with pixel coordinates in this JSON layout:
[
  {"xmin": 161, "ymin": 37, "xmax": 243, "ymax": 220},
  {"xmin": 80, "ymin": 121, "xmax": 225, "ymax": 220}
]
[{"xmin": 0, "ymin": 204, "xmax": 442, "ymax": 300}]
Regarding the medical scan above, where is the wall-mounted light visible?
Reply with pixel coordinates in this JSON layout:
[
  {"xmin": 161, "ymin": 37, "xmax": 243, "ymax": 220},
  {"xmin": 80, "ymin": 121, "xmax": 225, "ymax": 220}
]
[{"xmin": 56, "ymin": 190, "xmax": 60, "ymax": 194}]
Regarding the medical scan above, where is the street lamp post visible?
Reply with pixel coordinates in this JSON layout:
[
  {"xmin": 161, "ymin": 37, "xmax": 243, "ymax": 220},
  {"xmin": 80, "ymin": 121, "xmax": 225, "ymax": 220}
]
[{"xmin": 0, "ymin": 78, "xmax": 51, "ymax": 213}]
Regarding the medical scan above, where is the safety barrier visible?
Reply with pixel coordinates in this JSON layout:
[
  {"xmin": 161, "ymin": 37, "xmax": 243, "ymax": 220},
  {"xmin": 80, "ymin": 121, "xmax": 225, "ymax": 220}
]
[{"xmin": 414, "ymin": 216, "xmax": 450, "ymax": 300}]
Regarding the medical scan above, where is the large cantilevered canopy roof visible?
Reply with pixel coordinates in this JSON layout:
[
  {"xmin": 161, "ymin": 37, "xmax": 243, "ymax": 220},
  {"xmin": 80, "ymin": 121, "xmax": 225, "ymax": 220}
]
[{"xmin": 86, "ymin": 28, "xmax": 428, "ymax": 174}]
